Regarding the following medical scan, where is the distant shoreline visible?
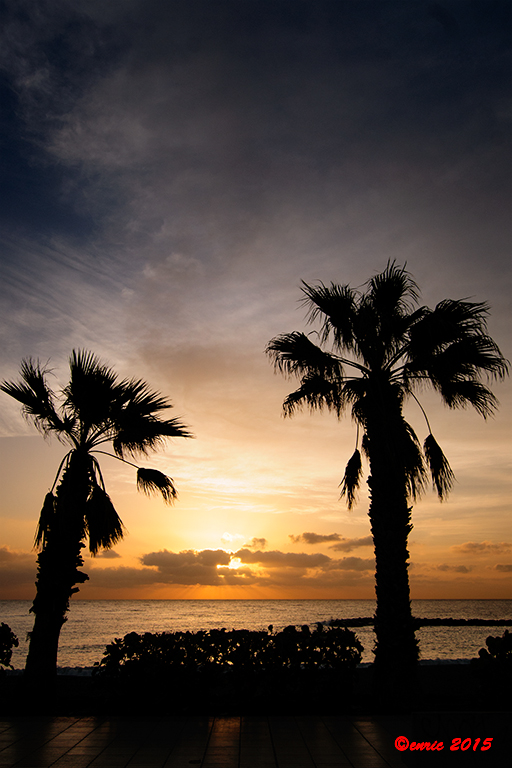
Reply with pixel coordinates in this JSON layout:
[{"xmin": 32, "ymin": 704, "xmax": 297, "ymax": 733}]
[{"xmin": 330, "ymin": 617, "xmax": 512, "ymax": 626}]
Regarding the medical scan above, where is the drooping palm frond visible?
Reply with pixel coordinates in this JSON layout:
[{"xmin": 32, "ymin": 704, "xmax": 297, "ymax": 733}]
[
  {"xmin": 136, "ymin": 467, "xmax": 178, "ymax": 504},
  {"xmin": 34, "ymin": 492, "xmax": 56, "ymax": 549},
  {"xmin": 423, "ymin": 434, "xmax": 455, "ymax": 501},
  {"xmin": 339, "ymin": 449, "xmax": 363, "ymax": 509},
  {"xmin": 85, "ymin": 485, "xmax": 125, "ymax": 555},
  {"xmin": 90, "ymin": 455, "xmax": 107, "ymax": 492},
  {"xmin": 400, "ymin": 421, "xmax": 427, "ymax": 501}
]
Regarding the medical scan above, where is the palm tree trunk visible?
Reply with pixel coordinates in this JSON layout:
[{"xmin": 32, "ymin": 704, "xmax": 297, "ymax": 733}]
[
  {"xmin": 365, "ymin": 393, "xmax": 419, "ymax": 701},
  {"xmin": 368, "ymin": 477, "xmax": 418, "ymax": 669},
  {"xmin": 25, "ymin": 453, "xmax": 89, "ymax": 678}
]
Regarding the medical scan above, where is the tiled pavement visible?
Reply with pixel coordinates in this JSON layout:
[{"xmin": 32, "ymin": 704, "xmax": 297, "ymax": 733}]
[{"xmin": 0, "ymin": 715, "xmax": 410, "ymax": 768}]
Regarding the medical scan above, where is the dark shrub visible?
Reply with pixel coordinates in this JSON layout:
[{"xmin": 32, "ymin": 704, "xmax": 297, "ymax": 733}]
[
  {"xmin": 475, "ymin": 629, "xmax": 512, "ymax": 667},
  {"xmin": 95, "ymin": 624, "xmax": 363, "ymax": 677}
]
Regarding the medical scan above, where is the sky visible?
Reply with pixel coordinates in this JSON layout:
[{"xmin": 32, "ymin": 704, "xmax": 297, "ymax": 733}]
[{"xmin": 0, "ymin": 0, "xmax": 511, "ymax": 601}]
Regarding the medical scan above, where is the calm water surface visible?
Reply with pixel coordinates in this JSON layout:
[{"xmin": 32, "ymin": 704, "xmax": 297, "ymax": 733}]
[{"xmin": 1, "ymin": 599, "xmax": 511, "ymax": 669}]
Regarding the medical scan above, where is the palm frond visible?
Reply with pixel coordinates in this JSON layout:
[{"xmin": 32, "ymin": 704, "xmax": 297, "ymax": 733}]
[
  {"xmin": 423, "ymin": 434, "xmax": 455, "ymax": 500},
  {"xmin": 137, "ymin": 467, "xmax": 178, "ymax": 504},
  {"xmin": 266, "ymin": 331, "xmax": 344, "ymax": 379},
  {"xmin": 85, "ymin": 485, "xmax": 125, "ymax": 555},
  {"xmin": 34, "ymin": 492, "xmax": 56, "ymax": 549},
  {"xmin": 339, "ymin": 449, "xmax": 363, "ymax": 509},
  {"xmin": 64, "ymin": 349, "xmax": 119, "ymax": 429},
  {"xmin": 282, "ymin": 373, "xmax": 349, "ymax": 417},
  {"xmin": 114, "ymin": 378, "xmax": 172, "ymax": 415},
  {"xmin": 431, "ymin": 298, "xmax": 492, "ymax": 336},
  {"xmin": 90, "ymin": 455, "xmax": 107, "ymax": 492},
  {"xmin": 401, "ymin": 421, "xmax": 427, "ymax": 501},
  {"xmin": 0, "ymin": 359, "xmax": 65, "ymax": 435},
  {"xmin": 408, "ymin": 299, "xmax": 507, "ymax": 360},
  {"xmin": 415, "ymin": 336, "xmax": 508, "ymax": 385},
  {"xmin": 301, "ymin": 281, "xmax": 357, "ymax": 350},
  {"xmin": 112, "ymin": 415, "xmax": 192, "ymax": 458},
  {"xmin": 367, "ymin": 261, "xmax": 420, "ymax": 315},
  {"xmin": 357, "ymin": 264, "xmax": 419, "ymax": 368},
  {"xmin": 436, "ymin": 379, "xmax": 499, "ymax": 418}
]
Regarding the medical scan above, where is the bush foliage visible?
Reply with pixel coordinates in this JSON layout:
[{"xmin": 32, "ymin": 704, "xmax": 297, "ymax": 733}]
[
  {"xmin": 0, "ymin": 623, "xmax": 18, "ymax": 670},
  {"xmin": 95, "ymin": 624, "xmax": 363, "ymax": 678}
]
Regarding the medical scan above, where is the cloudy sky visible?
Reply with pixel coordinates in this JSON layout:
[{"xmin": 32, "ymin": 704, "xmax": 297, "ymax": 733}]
[{"xmin": 0, "ymin": 0, "xmax": 510, "ymax": 601}]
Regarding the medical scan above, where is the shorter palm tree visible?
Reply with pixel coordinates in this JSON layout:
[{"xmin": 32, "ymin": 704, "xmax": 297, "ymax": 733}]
[{"xmin": 1, "ymin": 350, "xmax": 191, "ymax": 677}]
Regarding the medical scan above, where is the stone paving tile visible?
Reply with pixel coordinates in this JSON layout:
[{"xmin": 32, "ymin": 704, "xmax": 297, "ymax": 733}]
[
  {"xmin": 296, "ymin": 715, "xmax": 353, "ymax": 765},
  {"xmin": 268, "ymin": 716, "xmax": 316, "ymax": 768},
  {"xmin": 322, "ymin": 715, "xmax": 396, "ymax": 768},
  {"xmin": 162, "ymin": 716, "xmax": 213, "ymax": 768},
  {"xmin": 239, "ymin": 715, "xmax": 276, "ymax": 768},
  {"xmin": 351, "ymin": 717, "xmax": 409, "ymax": 768}
]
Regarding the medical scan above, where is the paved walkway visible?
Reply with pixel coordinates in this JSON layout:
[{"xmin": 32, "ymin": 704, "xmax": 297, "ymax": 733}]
[{"xmin": 0, "ymin": 715, "xmax": 409, "ymax": 768}]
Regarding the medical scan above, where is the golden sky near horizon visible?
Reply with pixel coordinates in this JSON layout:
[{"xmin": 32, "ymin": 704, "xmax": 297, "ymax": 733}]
[{"xmin": 0, "ymin": 0, "xmax": 511, "ymax": 601}]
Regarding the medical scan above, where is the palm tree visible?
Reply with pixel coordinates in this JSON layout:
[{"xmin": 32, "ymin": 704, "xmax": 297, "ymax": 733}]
[
  {"xmin": 267, "ymin": 262, "xmax": 508, "ymax": 685},
  {"xmin": 1, "ymin": 350, "xmax": 191, "ymax": 678}
]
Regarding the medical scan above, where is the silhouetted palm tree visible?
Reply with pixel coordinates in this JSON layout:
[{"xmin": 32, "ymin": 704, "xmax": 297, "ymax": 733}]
[
  {"xmin": 1, "ymin": 350, "xmax": 191, "ymax": 677},
  {"xmin": 267, "ymin": 262, "xmax": 508, "ymax": 683}
]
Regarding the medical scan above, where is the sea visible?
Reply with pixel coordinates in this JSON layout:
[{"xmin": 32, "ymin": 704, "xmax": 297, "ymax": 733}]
[{"xmin": 1, "ymin": 599, "xmax": 511, "ymax": 672}]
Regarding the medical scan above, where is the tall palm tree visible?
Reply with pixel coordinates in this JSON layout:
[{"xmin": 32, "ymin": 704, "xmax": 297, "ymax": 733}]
[
  {"xmin": 267, "ymin": 262, "xmax": 508, "ymax": 683},
  {"xmin": 1, "ymin": 350, "xmax": 191, "ymax": 678}
]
